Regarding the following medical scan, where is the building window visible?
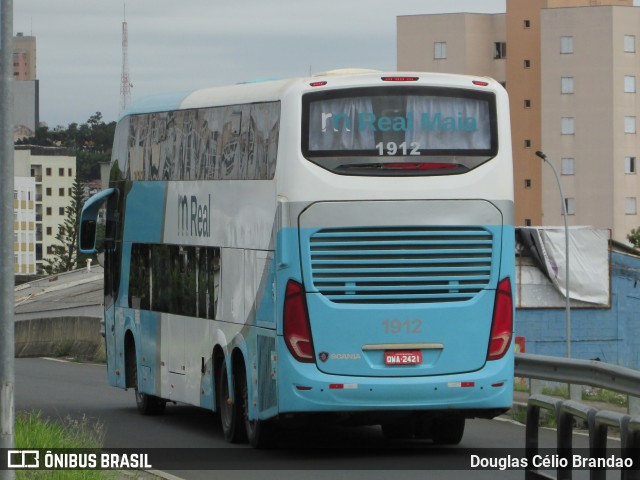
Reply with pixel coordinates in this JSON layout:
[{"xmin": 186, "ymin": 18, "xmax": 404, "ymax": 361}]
[
  {"xmin": 525, "ymin": 179, "xmax": 532, "ymax": 188},
  {"xmin": 561, "ymin": 77, "xmax": 574, "ymax": 94},
  {"xmin": 46, "ymin": 246, "xmax": 53, "ymax": 255},
  {"xmin": 561, "ymin": 117, "xmax": 575, "ymax": 135},
  {"xmin": 46, "ymin": 227, "xmax": 52, "ymax": 235},
  {"xmin": 626, "ymin": 197, "xmax": 637, "ymax": 215},
  {"xmin": 625, "ymin": 156, "xmax": 637, "ymax": 174},
  {"xmin": 625, "ymin": 116, "xmax": 637, "ymax": 134},
  {"xmin": 561, "ymin": 158, "xmax": 575, "ymax": 175},
  {"xmin": 524, "ymin": 20, "xmax": 531, "ymax": 28},
  {"xmin": 524, "ymin": 99, "xmax": 531, "ymax": 108},
  {"xmin": 45, "ymin": 187, "xmax": 52, "ymax": 196},
  {"xmin": 434, "ymin": 42, "xmax": 447, "ymax": 59},
  {"xmin": 524, "ymin": 59, "xmax": 531, "ymax": 68},
  {"xmin": 494, "ymin": 42, "xmax": 507, "ymax": 59},
  {"xmin": 58, "ymin": 168, "xmax": 64, "ymax": 176},
  {"xmin": 624, "ymin": 35, "xmax": 636, "ymax": 53},
  {"xmin": 525, "ymin": 219, "xmax": 532, "ymax": 226},
  {"xmin": 59, "ymin": 188, "xmax": 65, "ymax": 196},
  {"xmin": 45, "ymin": 168, "xmax": 52, "ymax": 176},
  {"xmin": 565, "ymin": 198, "xmax": 575, "ymax": 215},
  {"xmin": 68, "ymin": 188, "xmax": 73, "ymax": 196},
  {"xmin": 46, "ymin": 207, "xmax": 52, "ymax": 216},
  {"xmin": 59, "ymin": 207, "xmax": 65, "ymax": 215},
  {"xmin": 68, "ymin": 168, "xmax": 73, "ymax": 176},
  {"xmin": 625, "ymin": 76, "xmax": 636, "ymax": 93},
  {"xmin": 524, "ymin": 139, "xmax": 531, "ymax": 148},
  {"xmin": 560, "ymin": 36, "xmax": 574, "ymax": 54}
]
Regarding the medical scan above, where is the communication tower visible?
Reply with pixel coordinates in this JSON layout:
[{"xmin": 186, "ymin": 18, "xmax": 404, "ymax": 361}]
[{"xmin": 120, "ymin": 6, "xmax": 131, "ymax": 114}]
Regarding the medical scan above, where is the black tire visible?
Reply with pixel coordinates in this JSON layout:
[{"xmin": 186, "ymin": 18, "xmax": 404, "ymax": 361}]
[
  {"xmin": 237, "ymin": 367, "xmax": 278, "ymax": 448},
  {"xmin": 135, "ymin": 388, "xmax": 166, "ymax": 416},
  {"xmin": 129, "ymin": 343, "xmax": 166, "ymax": 416},
  {"xmin": 219, "ymin": 360, "xmax": 247, "ymax": 443},
  {"xmin": 431, "ymin": 416, "xmax": 465, "ymax": 445}
]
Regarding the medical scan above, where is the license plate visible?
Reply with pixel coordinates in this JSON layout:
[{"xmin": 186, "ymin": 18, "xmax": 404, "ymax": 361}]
[{"xmin": 384, "ymin": 350, "xmax": 422, "ymax": 365}]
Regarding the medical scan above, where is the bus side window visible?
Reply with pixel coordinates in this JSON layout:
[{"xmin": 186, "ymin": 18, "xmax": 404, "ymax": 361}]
[
  {"xmin": 197, "ymin": 247, "xmax": 220, "ymax": 319},
  {"xmin": 129, "ymin": 244, "xmax": 150, "ymax": 310}
]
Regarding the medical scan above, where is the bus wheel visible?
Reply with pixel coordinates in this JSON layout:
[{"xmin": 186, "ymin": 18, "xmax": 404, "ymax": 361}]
[
  {"xmin": 218, "ymin": 361, "xmax": 246, "ymax": 443},
  {"xmin": 135, "ymin": 388, "xmax": 166, "ymax": 416},
  {"xmin": 431, "ymin": 415, "xmax": 465, "ymax": 445},
  {"xmin": 238, "ymin": 368, "xmax": 277, "ymax": 448},
  {"xmin": 128, "ymin": 343, "xmax": 165, "ymax": 416}
]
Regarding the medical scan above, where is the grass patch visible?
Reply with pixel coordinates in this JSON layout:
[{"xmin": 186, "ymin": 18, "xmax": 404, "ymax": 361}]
[
  {"xmin": 541, "ymin": 385, "xmax": 569, "ymax": 399},
  {"xmin": 509, "ymin": 407, "xmax": 557, "ymax": 428},
  {"xmin": 15, "ymin": 411, "xmax": 112, "ymax": 480},
  {"xmin": 583, "ymin": 387, "xmax": 627, "ymax": 407},
  {"xmin": 514, "ymin": 380, "xmax": 529, "ymax": 393}
]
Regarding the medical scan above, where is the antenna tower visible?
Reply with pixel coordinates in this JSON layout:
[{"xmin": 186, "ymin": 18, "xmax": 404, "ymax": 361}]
[{"xmin": 120, "ymin": 5, "xmax": 131, "ymax": 113}]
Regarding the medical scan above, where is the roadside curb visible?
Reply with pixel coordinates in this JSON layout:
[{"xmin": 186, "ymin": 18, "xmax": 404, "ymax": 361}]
[{"xmin": 118, "ymin": 469, "xmax": 185, "ymax": 480}]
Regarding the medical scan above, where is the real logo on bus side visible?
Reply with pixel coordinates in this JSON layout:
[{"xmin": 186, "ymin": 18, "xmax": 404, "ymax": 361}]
[{"xmin": 177, "ymin": 193, "xmax": 211, "ymax": 238}]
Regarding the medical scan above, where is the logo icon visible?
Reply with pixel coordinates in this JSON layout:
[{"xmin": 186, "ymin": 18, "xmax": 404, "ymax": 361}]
[
  {"xmin": 318, "ymin": 352, "xmax": 329, "ymax": 362},
  {"xmin": 8, "ymin": 450, "xmax": 40, "ymax": 469}
]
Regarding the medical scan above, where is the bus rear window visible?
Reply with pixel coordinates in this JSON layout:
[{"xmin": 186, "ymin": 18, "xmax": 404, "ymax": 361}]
[{"xmin": 302, "ymin": 87, "xmax": 498, "ymax": 176}]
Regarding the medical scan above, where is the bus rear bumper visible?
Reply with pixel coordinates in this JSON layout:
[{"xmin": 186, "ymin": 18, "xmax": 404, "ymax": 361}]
[{"xmin": 277, "ymin": 346, "xmax": 514, "ymax": 415}]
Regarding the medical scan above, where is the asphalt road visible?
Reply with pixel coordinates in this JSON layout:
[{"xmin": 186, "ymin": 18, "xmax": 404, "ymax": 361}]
[{"xmin": 14, "ymin": 357, "xmax": 611, "ymax": 480}]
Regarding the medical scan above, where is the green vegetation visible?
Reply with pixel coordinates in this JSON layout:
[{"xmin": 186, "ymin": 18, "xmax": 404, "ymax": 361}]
[
  {"xmin": 16, "ymin": 112, "xmax": 116, "ymax": 182},
  {"xmin": 15, "ymin": 411, "xmax": 112, "ymax": 480},
  {"xmin": 541, "ymin": 385, "xmax": 569, "ymax": 399},
  {"xmin": 583, "ymin": 387, "xmax": 627, "ymax": 407},
  {"xmin": 42, "ymin": 177, "xmax": 88, "ymax": 275},
  {"xmin": 628, "ymin": 227, "xmax": 640, "ymax": 249}
]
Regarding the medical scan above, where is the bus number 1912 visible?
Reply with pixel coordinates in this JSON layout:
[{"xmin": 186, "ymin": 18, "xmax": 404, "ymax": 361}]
[{"xmin": 376, "ymin": 141, "xmax": 420, "ymax": 156}]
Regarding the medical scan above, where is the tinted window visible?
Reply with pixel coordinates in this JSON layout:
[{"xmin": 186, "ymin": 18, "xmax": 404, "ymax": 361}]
[
  {"xmin": 129, "ymin": 243, "xmax": 220, "ymax": 319},
  {"xmin": 302, "ymin": 87, "xmax": 497, "ymax": 176}
]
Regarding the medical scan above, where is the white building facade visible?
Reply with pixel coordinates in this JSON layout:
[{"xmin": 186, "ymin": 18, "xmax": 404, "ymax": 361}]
[{"xmin": 15, "ymin": 146, "xmax": 76, "ymax": 273}]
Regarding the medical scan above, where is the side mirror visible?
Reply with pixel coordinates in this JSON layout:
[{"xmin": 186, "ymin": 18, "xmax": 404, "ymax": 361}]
[
  {"xmin": 78, "ymin": 188, "xmax": 117, "ymax": 254},
  {"xmin": 79, "ymin": 220, "xmax": 97, "ymax": 252}
]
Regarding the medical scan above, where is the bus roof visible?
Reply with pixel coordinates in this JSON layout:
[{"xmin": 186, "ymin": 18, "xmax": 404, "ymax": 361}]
[{"xmin": 119, "ymin": 71, "xmax": 501, "ymax": 119}]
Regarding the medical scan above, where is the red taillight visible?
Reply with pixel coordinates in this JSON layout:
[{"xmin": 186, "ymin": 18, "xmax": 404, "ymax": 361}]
[
  {"xmin": 488, "ymin": 277, "xmax": 513, "ymax": 361},
  {"xmin": 381, "ymin": 76, "xmax": 419, "ymax": 82},
  {"xmin": 309, "ymin": 81, "xmax": 327, "ymax": 87},
  {"xmin": 473, "ymin": 80, "xmax": 490, "ymax": 87},
  {"xmin": 283, "ymin": 280, "xmax": 315, "ymax": 363}
]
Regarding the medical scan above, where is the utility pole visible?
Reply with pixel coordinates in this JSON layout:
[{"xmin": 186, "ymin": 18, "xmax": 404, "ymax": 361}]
[{"xmin": 0, "ymin": 0, "xmax": 16, "ymax": 478}]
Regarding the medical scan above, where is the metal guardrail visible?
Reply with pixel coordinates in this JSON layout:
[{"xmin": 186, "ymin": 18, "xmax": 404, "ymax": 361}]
[
  {"xmin": 515, "ymin": 353, "xmax": 640, "ymax": 480},
  {"xmin": 515, "ymin": 353, "xmax": 640, "ymax": 397}
]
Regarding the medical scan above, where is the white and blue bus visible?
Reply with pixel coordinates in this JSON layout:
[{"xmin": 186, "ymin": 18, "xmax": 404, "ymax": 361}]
[{"xmin": 79, "ymin": 70, "xmax": 514, "ymax": 447}]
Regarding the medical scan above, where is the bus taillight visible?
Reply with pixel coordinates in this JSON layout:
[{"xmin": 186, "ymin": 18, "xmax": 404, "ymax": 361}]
[
  {"xmin": 283, "ymin": 280, "xmax": 315, "ymax": 363},
  {"xmin": 487, "ymin": 277, "xmax": 513, "ymax": 361}
]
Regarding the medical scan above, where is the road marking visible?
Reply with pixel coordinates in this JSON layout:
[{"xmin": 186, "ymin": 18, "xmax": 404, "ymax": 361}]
[{"xmin": 41, "ymin": 357, "xmax": 71, "ymax": 363}]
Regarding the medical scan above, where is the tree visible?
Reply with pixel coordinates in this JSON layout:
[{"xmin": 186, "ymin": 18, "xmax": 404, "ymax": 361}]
[
  {"xmin": 628, "ymin": 228, "xmax": 640, "ymax": 249},
  {"xmin": 42, "ymin": 178, "xmax": 87, "ymax": 274},
  {"xmin": 16, "ymin": 112, "xmax": 116, "ymax": 181}
]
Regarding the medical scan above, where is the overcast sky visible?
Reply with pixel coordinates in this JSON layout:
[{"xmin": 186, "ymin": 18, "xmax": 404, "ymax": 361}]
[
  {"xmin": 14, "ymin": 0, "xmax": 640, "ymax": 127},
  {"xmin": 12, "ymin": 1, "xmax": 516, "ymax": 127}
]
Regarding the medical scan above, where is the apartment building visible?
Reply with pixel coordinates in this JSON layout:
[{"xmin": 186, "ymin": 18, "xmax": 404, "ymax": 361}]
[
  {"xmin": 13, "ymin": 33, "xmax": 39, "ymax": 140},
  {"xmin": 15, "ymin": 146, "xmax": 76, "ymax": 273},
  {"xmin": 13, "ymin": 176, "xmax": 36, "ymax": 275},
  {"xmin": 397, "ymin": 0, "xmax": 638, "ymax": 243}
]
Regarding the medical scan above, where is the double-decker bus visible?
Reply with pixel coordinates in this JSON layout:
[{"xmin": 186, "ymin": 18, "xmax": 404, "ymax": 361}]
[{"xmin": 79, "ymin": 70, "xmax": 514, "ymax": 447}]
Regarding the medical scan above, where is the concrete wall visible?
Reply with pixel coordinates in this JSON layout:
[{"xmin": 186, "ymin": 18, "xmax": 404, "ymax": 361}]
[{"xmin": 15, "ymin": 316, "xmax": 104, "ymax": 359}]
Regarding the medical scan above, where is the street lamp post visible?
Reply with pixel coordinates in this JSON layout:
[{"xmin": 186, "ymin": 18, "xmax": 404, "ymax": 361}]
[{"xmin": 536, "ymin": 151, "xmax": 571, "ymax": 358}]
